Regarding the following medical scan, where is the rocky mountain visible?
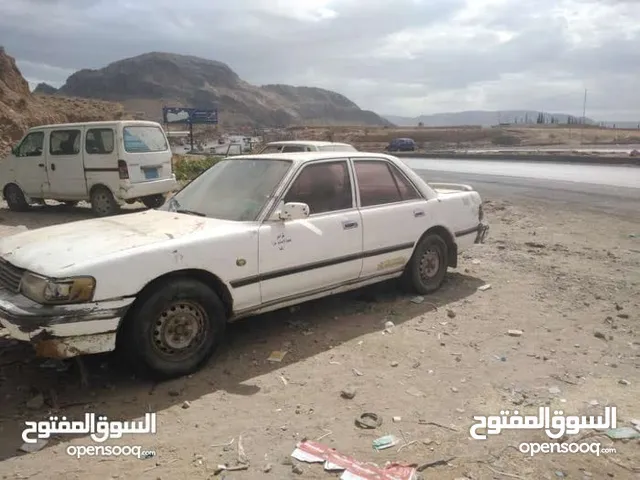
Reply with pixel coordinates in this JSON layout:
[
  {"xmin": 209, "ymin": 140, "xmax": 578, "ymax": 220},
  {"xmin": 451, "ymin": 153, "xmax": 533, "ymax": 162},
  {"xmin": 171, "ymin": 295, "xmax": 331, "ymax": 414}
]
[
  {"xmin": 46, "ymin": 52, "xmax": 390, "ymax": 127},
  {"xmin": 385, "ymin": 110, "xmax": 596, "ymax": 127},
  {"xmin": 33, "ymin": 82, "xmax": 58, "ymax": 95},
  {"xmin": 0, "ymin": 47, "xmax": 125, "ymax": 156}
]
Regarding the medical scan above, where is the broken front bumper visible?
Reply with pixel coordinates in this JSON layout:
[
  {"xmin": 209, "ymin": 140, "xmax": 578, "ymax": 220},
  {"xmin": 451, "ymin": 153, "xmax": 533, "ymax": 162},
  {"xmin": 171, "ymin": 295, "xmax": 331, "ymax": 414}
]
[
  {"xmin": 474, "ymin": 223, "xmax": 490, "ymax": 244},
  {"xmin": 0, "ymin": 288, "xmax": 134, "ymax": 358}
]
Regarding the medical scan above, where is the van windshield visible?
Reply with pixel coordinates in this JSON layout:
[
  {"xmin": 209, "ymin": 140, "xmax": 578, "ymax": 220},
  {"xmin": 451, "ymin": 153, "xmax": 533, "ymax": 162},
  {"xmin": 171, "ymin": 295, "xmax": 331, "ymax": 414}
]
[
  {"xmin": 123, "ymin": 126, "xmax": 168, "ymax": 153},
  {"xmin": 161, "ymin": 158, "xmax": 292, "ymax": 221}
]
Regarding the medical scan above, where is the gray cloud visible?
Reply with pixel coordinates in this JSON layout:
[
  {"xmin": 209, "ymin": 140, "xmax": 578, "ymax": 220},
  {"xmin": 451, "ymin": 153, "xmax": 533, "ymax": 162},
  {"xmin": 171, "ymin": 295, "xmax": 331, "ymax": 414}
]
[{"xmin": 1, "ymin": 0, "xmax": 639, "ymax": 120}]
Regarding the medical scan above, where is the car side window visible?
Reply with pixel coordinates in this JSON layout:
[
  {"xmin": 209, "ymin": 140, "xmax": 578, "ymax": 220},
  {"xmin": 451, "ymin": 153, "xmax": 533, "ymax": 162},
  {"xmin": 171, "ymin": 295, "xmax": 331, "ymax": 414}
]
[
  {"xmin": 16, "ymin": 131, "xmax": 44, "ymax": 157},
  {"xmin": 354, "ymin": 160, "xmax": 420, "ymax": 207},
  {"xmin": 283, "ymin": 160, "xmax": 352, "ymax": 215},
  {"xmin": 50, "ymin": 129, "xmax": 81, "ymax": 156},
  {"xmin": 85, "ymin": 128, "xmax": 114, "ymax": 154},
  {"xmin": 281, "ymin": 145, "xmax": 306, "ymax": 153}
]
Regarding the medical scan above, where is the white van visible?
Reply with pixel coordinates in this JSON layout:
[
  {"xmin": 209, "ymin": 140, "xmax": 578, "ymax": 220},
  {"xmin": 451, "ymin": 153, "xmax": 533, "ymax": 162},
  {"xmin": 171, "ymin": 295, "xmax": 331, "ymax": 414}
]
[
  {"xmin": 257, "ymin": 140, "xmax": 358, "ymax": 153},
  {"xmin": 1, "ymin": 120, "xmax": 179, "ymax": 216}
]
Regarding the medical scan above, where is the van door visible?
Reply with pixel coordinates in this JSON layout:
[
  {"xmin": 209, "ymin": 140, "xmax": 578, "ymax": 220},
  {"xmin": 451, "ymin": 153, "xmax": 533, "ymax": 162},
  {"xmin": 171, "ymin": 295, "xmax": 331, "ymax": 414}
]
[
  {"xmin": 12, "ymin": 130, "xmax": 50, "ymax": 198},
  {"xmin": 47, "ymin": 128, "xmax": 88, "ymax": 198},
  {"xmin": 83, "ymin": 126, "xmax": 120, "ymax": 194},
  {"xmin": 120, "ymin": 124, "xmax": 172, "ymax": 183}
]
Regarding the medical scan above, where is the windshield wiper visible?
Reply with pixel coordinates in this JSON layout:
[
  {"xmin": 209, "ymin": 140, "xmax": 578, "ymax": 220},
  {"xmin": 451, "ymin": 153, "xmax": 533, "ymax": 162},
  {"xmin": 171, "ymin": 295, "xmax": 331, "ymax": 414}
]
[{"xmin": 176, "ymin": 209, "xmax": 206, "ymax": 217}]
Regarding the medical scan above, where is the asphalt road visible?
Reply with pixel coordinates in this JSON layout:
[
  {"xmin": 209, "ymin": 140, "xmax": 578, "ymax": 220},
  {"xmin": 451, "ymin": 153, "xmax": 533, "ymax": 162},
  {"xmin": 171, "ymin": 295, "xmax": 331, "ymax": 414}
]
[{"xmin": 412, "ymin": 166, "xmax": 640, "ymax": 219}]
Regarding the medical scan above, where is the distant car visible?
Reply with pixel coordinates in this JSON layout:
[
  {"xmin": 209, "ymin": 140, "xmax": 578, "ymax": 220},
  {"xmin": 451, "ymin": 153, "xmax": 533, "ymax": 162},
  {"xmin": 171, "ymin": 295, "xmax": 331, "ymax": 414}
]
[
  {"xmin": 0, "ymin": 152, "xmax": 488, "ymax": 379},
  {"xmin": 258, "ymin": 141, "xmax": 357, "ymax": 153},
  {"xmin": 387, "ymin": 138, "xmax": 417, "ymax": 152}
]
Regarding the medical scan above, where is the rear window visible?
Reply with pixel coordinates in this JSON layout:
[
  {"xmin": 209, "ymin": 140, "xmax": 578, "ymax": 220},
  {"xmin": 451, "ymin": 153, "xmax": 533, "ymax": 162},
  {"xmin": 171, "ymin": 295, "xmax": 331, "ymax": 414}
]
[{"xmin": 123, "ymin": 126, "xmax": 168, "ymax": 153}]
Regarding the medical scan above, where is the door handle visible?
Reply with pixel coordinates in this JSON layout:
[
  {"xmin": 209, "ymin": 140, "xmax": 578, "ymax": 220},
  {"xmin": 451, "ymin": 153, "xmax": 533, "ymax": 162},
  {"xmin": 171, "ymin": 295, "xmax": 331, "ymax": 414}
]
[
  {"xmin": 413, "ymin": 209, "xmax": 425, "ymax": 217},
  {"xmin": 51, "ymin": 163, "xmax": 56, "ymax": 171},
  {"xmin": 342, "ymin": 220, "xmax": 358, "ymax": 230},
  {"xmin": 38, "ymin": 163, "xmax": 45, "ymax": 168}
]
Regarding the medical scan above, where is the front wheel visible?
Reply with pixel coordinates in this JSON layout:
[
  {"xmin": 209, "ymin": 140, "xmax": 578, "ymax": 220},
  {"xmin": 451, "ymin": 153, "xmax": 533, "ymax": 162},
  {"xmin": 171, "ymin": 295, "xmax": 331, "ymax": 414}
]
[
  {"xmin": 90, "ymin": 186, "xmax": 120, "ymax": 217},
  {"xmin": 119, "ymin": 278, "xmax": 226, "ymax": 379},
  {"xmin": 141, "ymin": 194, "xmax": 166, "ymax": 209},
  {"xmin": 4, "ymin": 184, "xmax": 30, "ymax": 211},
  {"xmin": 402, "ymin": 233, "xmax": 449, "ymax": 294}
]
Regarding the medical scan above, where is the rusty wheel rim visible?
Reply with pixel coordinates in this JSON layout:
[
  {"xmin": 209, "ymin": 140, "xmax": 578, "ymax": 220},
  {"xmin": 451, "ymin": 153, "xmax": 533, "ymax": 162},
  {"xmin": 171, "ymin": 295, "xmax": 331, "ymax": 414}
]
[{"xmin": 152, "ymin": 301, "xmax": 208, "ymax": 360}]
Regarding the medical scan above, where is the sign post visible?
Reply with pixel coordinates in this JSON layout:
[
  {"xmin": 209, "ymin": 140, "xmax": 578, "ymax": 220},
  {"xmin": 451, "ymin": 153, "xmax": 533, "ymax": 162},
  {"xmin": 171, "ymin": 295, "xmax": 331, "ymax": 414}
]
[{"xmin": 162, "ymin": 107, "xmax": 219, "ymax": 153}]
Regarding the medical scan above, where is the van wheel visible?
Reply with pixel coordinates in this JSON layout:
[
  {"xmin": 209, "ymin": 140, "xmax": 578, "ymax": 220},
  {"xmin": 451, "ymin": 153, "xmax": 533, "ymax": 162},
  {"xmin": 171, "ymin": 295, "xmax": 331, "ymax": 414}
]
[
  {"xmin": 4, "ymin": 184, "xmax": 30, "ymax": 211},
  {"xmin": 90, "ymin": 186, "xmax": 119, "ymax": 217},
  {"xmin": 119, "ymin": 278, "xmax": 226, "ymax": 379},
  {"xmin": 141, "ymin": 194, "xmax": 166, "ymax": 209},
  {"xmin": 402, "ymin": 233, "xmax": 448, "ymax": 294}
]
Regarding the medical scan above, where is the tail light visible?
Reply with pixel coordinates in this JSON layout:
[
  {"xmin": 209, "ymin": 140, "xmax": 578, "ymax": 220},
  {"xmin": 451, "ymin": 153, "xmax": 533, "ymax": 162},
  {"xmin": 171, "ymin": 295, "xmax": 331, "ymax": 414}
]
[{"xmin": 118, "ymin": 160, "xmax": 129, "ymax": 179}]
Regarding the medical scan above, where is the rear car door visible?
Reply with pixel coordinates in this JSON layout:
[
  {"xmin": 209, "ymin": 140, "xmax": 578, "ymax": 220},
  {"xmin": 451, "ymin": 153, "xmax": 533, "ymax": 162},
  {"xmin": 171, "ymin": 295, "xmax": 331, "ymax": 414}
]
[
  {"xmin": 257, "ymin": 159, "xmax": 363, "ymax": 303},
  {"xmin": 120, "ymin": 124, "xmax": 172, "ymax": 183},
  {"xmin": 353, "ymin": 158, "xmax": 428, "ymax": 279},
  {"xmin": 47, "ymin": 128, "xmax": 88, "ymax": 198}
]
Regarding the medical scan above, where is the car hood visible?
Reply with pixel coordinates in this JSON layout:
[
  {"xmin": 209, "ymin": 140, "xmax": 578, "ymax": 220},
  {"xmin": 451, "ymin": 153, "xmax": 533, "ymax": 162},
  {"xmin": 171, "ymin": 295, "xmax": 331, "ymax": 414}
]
[{"xmin": 0, "ymin": 210, "xmax": 251, "ymax": 276}]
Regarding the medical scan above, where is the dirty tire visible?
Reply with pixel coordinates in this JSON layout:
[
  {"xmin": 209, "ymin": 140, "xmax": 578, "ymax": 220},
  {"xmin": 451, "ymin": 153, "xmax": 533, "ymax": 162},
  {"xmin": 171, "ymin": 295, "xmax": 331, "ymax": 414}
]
[
  {"xmin": 90, "ymin": 186, "xmax": 119, "ymax": 217},
  {"xmin": 4, "ymin": 184, "xmax": 30, "ymax": 211},
  {"xmin": 119, "ymin": 278, "xmax": 226, "ymax": 380},
  {"xmin": 141, "ymin": 194, "xmax": 166, "ymax": 209},
  {"xmin": 402, "ymin": 233, "xmax": 448, "ymax": 295}
]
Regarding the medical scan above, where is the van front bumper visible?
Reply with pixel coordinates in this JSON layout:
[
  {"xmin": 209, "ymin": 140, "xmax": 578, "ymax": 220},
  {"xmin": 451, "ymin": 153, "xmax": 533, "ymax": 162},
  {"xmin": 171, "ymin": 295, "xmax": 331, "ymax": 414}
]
[
  {"xmin": 117, "ymin": 176, "xmax": 179, "ymax": 201},
  {"xmin": 0, "ymin": 288, "xmax": 134, "ymax": 358}
]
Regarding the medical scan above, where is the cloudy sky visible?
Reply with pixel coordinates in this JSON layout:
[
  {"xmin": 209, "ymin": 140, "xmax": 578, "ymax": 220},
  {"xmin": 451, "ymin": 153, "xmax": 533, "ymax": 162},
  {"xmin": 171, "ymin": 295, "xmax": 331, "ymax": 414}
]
[{"xmin": 1, "ymin": 0, "xmax": 639, "ymax": 120}]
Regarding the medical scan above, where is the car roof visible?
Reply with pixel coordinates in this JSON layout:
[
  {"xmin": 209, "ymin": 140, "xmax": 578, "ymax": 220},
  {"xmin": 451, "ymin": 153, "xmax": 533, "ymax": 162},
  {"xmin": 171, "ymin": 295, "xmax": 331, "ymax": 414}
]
[
  {"xmin": 266, "ymin": 140, "xmax": 353, "ymax": 146},
  {"xmin": 229, "ymin": 151, "xmax": 399, "ymax": 165},
  {"xmin": 28, "ymin": 120, "xmax": 161, "ymax": 130}
]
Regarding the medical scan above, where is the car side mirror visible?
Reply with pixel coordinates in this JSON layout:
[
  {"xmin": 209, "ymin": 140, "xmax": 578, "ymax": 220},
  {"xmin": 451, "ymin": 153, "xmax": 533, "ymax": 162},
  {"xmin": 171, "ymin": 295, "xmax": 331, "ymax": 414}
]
[{"xmin": 276, "ymin": 202, "xmax": 310, "ymax": 221}]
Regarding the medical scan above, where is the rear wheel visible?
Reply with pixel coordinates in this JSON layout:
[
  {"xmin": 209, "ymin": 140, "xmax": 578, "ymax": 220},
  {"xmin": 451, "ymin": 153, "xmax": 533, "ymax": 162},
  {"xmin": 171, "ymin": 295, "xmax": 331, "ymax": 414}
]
[
  {"xmin": 4, "ymin": 184, "xmax": 30, "ymax": 211},
  {"xmin": 90, "ymin": 186, "xmax": 119, "ymax": 217},
  {"xmin": 119, "ymin": 278, "xmax": 226, "ymax": 379},
  {"xmin": 402, "ymin": 233, "xmax": 448, "ymax": 294},
  {"xmin": 141, "ymin": 194, "xmax": 166, "ymax": 209}
]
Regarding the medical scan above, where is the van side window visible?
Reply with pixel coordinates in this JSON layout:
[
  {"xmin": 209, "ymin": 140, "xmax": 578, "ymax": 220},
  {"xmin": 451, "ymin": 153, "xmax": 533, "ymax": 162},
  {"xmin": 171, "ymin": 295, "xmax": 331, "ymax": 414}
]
[
  {"xmin": 50, "ymin": 130, "xmax": 81, "ymax": 156},
  {"xmin": 86, "ymin": 128, "xmax": 114, "ymax": 154},
  {"xmin": 16, "ymin": 131, "xmax": 44, "ymax": 157}
]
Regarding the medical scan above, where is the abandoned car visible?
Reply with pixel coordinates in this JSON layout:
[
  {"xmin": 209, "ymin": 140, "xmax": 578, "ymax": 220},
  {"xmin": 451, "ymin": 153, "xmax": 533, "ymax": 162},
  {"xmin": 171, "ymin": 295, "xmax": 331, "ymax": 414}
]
[{"xmin": 0, "ymin": 152, "xmax": 488, "ymax": 379}]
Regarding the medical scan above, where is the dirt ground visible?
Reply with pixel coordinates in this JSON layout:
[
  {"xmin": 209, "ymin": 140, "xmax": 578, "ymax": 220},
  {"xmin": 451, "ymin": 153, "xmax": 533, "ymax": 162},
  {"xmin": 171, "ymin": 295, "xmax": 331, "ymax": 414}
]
[{"xmin": 0, "ymin": 193, "xmax": 638, "ymax": 480}]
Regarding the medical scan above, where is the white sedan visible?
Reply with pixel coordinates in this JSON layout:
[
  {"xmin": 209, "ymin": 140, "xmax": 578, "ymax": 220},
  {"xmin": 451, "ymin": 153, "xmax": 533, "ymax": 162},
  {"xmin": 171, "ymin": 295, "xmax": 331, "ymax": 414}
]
[{"xmin": 0, "ymin": 152, "xmax": 488, "ymax": 379}]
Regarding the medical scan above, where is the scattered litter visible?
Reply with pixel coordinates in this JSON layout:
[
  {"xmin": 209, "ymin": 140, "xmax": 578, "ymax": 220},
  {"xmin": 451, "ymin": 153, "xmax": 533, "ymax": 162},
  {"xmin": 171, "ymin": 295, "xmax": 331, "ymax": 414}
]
[
  {"xmin": 393, "ymin": 416, "xmax": 402, "ymax": 423},
  {"xmin": 410, "ymin": 296, "xmax": 424, "ymax": 304},
  {"xmin": 618, "ymin": 379, "xmax": 630, "ymax": 386},
  {"xmin": 478, "ymin": 284, "xmax": 492, "ymax": 291},
  {"xmin": 446, "ymin": 309, "xmax": 456, "ymax": 319},
  {"xmin": 605, "ymin": 427, "xmax": 640, "ymax": 440},
  {"xmin": 355, "ymin": 413, "xmax": 382, "ymax": 429},
  {"xmin": 352, "ymin": 368, "xmax": 364, "ymax": 376},
  {"xmin": 411, "ymin": 361, "xmax": 421, "ymax": 369},
  {"xmin": 181, "ymin": 401, "xmax": 191, "ymax": 409},
  {"xmin": 588, "ymin": 400, "xmax": 599, "ymax": 407},
  {"xmin": 450, "ymin": 387, "xmax": 459, "ymax": 393},
  {"xmin": 494, "ymin": 355, "xmax": 507, "ymax": 362},
  {"xmin": 418, "ymin": 420, "xmax": 459, "ymax": 432},
  {"xmin": 341, "ymin": 387, "xmax": 357, "ymax": 400},
  {"xmin": 237, "ymin": 434, "xmax": 249, "ymax": 465},
  {"xmin": 330, "ymin": 361, "xmax": 341, "ymax": 365},
  {"xmin": 384, "ymin": 321, "xmax": 395, "ymax": 333},
  {"xmin": 406, "ymin": 387, "xmax": 425, "ymax": 397},
  {"xmin": 416, "ymin": 457, "xmax": 455, "ymax": 472},
  {"xmin": 210, "ymin": 438, "xmax": 235, "ymax": 448},
  {"xmin": 267, "ymin": 351, "xmax": 287, "ymax": 362},
  {"xmin": 280, "ymin": 375, "xmax": 288, "ymax": 386},
  {"xmin": 507, "ymin": 329, "xmax": 523, "ymax": 337},
  {"xmin": 291, "ymin": 440, "xmax": 417, "ymax": 480},
  {"xmin": 548, "ymin": 387, "xmax": 561, "ymax": 395},
  {"xmin": 292, "ymin": 464, "xmax": 304, "ymax": 474},
  {"xmin": 19, "ymin": 439, "xmax": 48, "ymax": 453},
  {"xmin": 593, "ymin": 331, "xmax": 607, "ymax": 341},
  {"xmin": 372, "ymin": 435, "xmax": 400, "ymax": 451},
  {"xmin": 472, "ymin": 259, "xmax": 481, "ymax": 265},
  {"xmin": 214, "ymin": 464, "xmax": 249, "ymax": 474},
  {"xmin": 390, "ymin": 361, "xmax": 399, "ymax": 367},
  {"xmin": 525, "ymin": 242, "xmax": 546, "ymax": 249},
  {"xmin": 263, "ymin": 463, "xmax": 273, "ymax": 473}
]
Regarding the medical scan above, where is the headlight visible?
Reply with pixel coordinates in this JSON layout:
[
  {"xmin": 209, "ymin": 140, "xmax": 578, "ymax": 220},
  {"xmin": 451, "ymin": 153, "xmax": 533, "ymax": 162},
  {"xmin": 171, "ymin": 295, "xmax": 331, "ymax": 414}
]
[{"xmin": 20, "ymin": 272, "xmax": 96, "ymax": 305}]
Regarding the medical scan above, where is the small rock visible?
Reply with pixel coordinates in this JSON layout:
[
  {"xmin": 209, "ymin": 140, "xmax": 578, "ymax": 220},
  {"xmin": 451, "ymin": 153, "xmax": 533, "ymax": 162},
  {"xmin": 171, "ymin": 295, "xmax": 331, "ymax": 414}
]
[
  {"xmin": 26, "ymin": 394, "xmax": 44, "ymax": 410},
  {"xmin": 548, "ymin": 387, "xmax": 561, "ymax": 395},
  {"xmin": 410, "ymin": 296, "xmax": 424, "ymax": 304},
  {"xmin": 617, "ymin": 313, "xmax": 629, "ymax": 319},
  {"xmin": 583, "ymin": 471, "xmax": 593, "ymax": 478},
  {"xmin": 392, "ymin": 416, "xmax": 402, "ymax": 422},
  {"xmin": 472, "ymin": 259, "xmax": 481, "ymax": 265},
  {"xmin": 451, "ymin": 387, "xmax": 459, "ymax": 393},
  {"xmin": 340, "ymin": 386, "xmax": 357, "ymax": 399},
  {"xmin": 384, "ymin": 321, "xmax": 395, "ymax": 332},
  {"xmin": 555, "ymin": 471, "xmax": 566, "ymax": 478},
  {"xmin": 507, "ymin": 329, "xmax": 523, "ymax": 337},
  {"xmin": 589, "ymin": 400, "xmax": 599, "ymax": 406},
  {"xmin": 263, "ymin": 463, "xmax": 272, "ymax": 473},
  {"xmin": 594, "ymin": 331, "xmax": 607, "ymax": 340},
  {"xmin": 281, "ymin": 457, "xmax": 293, "ymax": 466},
  {"xmin": 292, "ymin": 464, "xmax": 303, "ymax": 475},
  {"xmin": 618, "ymin": 379, "xmax": 630, "ymax": 386},
  {"xmin": 478, "ymin": 284, "xmax": 492, "ymax": 291},
  {"xmin": 447, "ymin": 309, "xmax": 456, "ymax": 319},
  {"xmin": 455, "ymin": 408, "xmax": 465, "ymax": 413},
  {"xmin": 19, "ymin": 439, "xmax": 48, "ymax": 453},
  {"xmin": 422, "ymin": 438, "xmax": 433, "ymax": 445},
  {"xmin": 390, "ymin": 361, "xmax": 399, "ymax": 367},
  {"xmin": 615, "ymin": 303, "xmax": 623, "ymax": 311},
  {"xmin": 182, "ymin": 401, "xmax": 191, "ymax": 409}
]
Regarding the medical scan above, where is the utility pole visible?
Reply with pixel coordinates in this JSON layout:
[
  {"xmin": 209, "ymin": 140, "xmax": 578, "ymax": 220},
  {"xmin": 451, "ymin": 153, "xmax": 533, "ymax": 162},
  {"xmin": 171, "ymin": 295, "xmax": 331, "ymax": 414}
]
[{"xmin": 580, "ymin": 89, "xmax": 587, "ymax": 144}]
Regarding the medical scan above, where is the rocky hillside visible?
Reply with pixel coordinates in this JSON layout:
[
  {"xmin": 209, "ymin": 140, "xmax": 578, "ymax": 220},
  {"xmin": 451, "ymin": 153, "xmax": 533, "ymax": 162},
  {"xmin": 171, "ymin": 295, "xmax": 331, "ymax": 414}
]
[
  {"xmin": 44, "ymin": 52, "xmax": 389, "ymax": 127},
  {"xmin": 0, "ymin": 47, "xmax": 125, "ymax": 156}
]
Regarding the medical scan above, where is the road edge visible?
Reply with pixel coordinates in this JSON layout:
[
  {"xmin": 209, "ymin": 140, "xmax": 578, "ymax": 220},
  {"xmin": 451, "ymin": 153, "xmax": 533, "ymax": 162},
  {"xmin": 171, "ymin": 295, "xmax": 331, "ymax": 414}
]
[{"xmin": 393, "ymin": 152, "xmax": 640, "ymax": 166}]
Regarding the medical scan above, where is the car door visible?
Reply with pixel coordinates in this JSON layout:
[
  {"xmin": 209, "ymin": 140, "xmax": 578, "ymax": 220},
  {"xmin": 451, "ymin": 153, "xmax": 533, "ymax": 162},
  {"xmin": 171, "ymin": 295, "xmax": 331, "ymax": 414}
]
[
  {"xmin": 257, "ymin": 158, "xmax": 363, "ymax": 304},
  {"xmin": 353, "ymin": 158, "xmax": 428, "ymax": 279},
  {"xmin": 12, "ymin": 130, "xmax": 49, "ymax": 197},
  {"xmin": 47, "ymin": 128, "xmax": 88, "ymax": 198}
]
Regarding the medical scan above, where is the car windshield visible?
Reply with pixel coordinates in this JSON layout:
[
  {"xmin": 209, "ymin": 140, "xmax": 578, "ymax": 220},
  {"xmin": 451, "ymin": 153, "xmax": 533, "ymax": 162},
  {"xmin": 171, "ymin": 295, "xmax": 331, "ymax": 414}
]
[{"xmin": 161, "ymin": 158, "xmax": 292, "ymax": 221}]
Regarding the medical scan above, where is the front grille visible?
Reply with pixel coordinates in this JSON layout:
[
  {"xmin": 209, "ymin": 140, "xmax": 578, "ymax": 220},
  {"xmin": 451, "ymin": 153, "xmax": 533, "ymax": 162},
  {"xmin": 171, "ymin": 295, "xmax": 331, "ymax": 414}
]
[{"xmin": 0, "ymin": 258, "xmax": 25, "ymax": 293}]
